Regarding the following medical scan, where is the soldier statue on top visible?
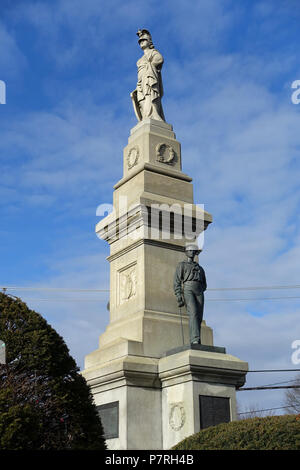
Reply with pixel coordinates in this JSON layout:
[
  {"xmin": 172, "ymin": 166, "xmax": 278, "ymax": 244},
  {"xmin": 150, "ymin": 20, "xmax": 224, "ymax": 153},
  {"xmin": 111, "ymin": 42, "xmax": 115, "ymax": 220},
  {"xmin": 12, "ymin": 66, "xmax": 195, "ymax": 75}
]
[
  {"xmin": 131, "ymin": 29, "xmax": 165, "ymax": 122},
  {"xmin": 174, "ymin": 244, "xmax": 207, "ymax": 345}
]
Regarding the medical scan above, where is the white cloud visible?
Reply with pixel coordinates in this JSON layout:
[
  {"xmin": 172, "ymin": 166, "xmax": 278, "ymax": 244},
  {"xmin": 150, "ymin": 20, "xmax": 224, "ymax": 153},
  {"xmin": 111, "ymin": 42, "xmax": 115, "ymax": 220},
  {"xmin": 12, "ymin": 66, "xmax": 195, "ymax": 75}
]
[
  {"xmin": 206, "ymin": 298, "xmax": 300, "ymax": 414},
  {"xmin": 0, "ymin": 102, "xmax": 128, "ymax": 211},
  {"xmin": 9, "ymin": 0, "xmax": 154, "ymax": 69},
  {"xmin": 0, "ymin": 21, "xmax": 26, "ymax": 79}
]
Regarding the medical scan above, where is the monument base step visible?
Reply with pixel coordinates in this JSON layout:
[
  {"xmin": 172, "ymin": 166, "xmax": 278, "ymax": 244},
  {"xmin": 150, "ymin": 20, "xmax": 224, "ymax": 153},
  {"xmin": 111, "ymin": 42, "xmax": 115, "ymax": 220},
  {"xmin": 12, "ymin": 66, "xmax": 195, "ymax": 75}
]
[{"xmin": 164, "ymin": 343, "xmax": 226, "ymax": 357}]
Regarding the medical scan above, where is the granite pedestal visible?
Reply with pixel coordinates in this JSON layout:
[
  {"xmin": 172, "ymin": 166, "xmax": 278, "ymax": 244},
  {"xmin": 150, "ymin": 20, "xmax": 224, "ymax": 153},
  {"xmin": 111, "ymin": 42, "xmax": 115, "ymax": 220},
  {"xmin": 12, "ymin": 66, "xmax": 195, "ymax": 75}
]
[{"xmin": 82, "ymin": 119, "xmax": 248, "ymax": 449}]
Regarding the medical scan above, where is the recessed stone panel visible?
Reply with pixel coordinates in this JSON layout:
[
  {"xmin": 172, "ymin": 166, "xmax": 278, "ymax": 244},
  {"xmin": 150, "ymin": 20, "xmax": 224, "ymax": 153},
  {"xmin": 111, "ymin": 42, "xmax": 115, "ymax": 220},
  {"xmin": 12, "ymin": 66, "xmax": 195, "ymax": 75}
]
[{"xmin": 118, "ymin": 262, "xmax": 137, "ymax": 305}]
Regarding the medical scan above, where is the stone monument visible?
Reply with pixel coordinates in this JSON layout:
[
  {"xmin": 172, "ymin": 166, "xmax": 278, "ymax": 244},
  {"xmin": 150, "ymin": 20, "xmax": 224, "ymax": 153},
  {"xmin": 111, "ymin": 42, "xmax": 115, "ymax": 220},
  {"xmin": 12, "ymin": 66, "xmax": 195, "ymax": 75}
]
[{"xmin": 82, "ymin": 30, "xmax": 248, "ymax": 450}]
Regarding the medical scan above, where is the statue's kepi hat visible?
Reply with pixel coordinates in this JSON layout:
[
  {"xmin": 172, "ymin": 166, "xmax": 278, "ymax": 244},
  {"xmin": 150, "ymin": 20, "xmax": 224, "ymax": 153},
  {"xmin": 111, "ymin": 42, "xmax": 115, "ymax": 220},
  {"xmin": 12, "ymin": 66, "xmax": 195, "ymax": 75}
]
[{"xmin": 185, "ymin": 243, "xmax": 201, "ymax": 254}]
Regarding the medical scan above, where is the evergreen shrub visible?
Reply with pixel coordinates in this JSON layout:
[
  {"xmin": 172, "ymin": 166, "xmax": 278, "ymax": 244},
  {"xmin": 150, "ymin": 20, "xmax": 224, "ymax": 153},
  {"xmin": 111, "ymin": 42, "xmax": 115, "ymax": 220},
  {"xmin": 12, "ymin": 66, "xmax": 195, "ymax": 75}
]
[
  {"xmin": 0, "ymin": 293, "xmax": 106, "ymax": 450},
  {"xmin": 172, "ymin": 415, "xmax": 300, "ymax": 450}
]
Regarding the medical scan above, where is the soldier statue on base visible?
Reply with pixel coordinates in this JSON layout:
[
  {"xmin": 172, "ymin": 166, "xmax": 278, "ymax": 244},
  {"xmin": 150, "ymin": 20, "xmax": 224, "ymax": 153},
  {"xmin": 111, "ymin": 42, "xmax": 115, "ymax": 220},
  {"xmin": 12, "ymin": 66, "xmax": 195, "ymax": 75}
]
[{"xmin": 174, "ymin": 244, "xmax": 207, "ymax": 345}]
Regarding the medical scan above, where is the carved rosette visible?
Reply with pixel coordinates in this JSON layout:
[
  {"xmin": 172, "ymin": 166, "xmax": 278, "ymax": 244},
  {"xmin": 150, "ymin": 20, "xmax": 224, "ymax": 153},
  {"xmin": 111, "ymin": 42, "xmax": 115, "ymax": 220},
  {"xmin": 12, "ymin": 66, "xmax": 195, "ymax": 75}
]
[
  {"xmin": 156, "ymin": 143, "xmax": 176, "ymax": 165},
  {"xmin": 169, "ymin": 403, "xmax": 186, "ymax": 431},
  {"xmin": 127, "ymin": 146, "xmax": 140, "ymax": 170}
]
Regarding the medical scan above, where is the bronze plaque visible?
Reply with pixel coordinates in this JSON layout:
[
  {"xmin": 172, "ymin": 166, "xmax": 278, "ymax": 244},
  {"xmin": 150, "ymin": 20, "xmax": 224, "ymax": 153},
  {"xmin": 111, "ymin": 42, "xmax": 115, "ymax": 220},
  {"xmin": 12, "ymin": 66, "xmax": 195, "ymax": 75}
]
[
  {"xmin": 199, "ymin": 395, "xmax": 230, "ymax": 429},
  {"xmin": 97, "ymin": 401, "xmax": 119, "ymax": 439}
]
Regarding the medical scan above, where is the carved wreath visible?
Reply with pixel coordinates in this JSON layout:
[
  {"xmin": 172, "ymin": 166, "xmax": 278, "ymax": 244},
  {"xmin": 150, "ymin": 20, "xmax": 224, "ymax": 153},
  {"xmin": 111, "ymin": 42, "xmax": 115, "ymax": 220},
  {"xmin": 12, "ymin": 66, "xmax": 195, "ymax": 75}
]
[
  {"xmin": 169, "ymin": 403, "xmax": 186, "ymax": 431},
  {"xmin": 156, "ymin": 143, "xmax": 176, "ymax": 164},
  {"xmin": 127, "ymin": 146, "xmax": 140, "ymax": 170}
]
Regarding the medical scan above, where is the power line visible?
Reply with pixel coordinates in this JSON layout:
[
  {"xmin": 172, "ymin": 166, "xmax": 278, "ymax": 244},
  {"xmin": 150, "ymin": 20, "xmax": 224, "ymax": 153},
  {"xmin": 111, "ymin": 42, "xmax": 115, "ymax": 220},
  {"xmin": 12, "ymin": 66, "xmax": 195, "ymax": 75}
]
[
  {"xmin": 2, "ymin": 285, "xmax": 300, "ymax": 303},
  {"xmin": 208, "ymin": 285, "xmax": 300, "ymax": 291},
  {"xmin": 1, "ymin": 284, "xmax": 300, "ymax": 293},
  {"xmin": 237, "ymin": 405, "xmax": 292, "ymax": 415},
  {"xmin": 238, "ymin": 376, "xmax": 300, "ymax": 391},
  {"xmin": 4, "ymin": 296, "xmax": 300, "ymax": 303},
  {"xmin": 2, "ymin": 293, "xmax": 300, "ymax": 303},
  {"xmin": 207, "ymin": 296, "xmax": 300, "ymax": 301},
  {"xmin": 7, "ymin": 298, "xmax": 106, "ymax": 303},
  {"xmin": 248, "ymin": 369, "xmax": 300, "ymax": 373},
  {"xmin": 0, "ymin": 286, "xmax": 109, "ymax": 292},
  {"xmin": 238, "ymin": 385, "xmax": 300, "ymax": 391},
  {"xmin": 256, "ymin": 379, "xmax": 300, "ymax": 387}
]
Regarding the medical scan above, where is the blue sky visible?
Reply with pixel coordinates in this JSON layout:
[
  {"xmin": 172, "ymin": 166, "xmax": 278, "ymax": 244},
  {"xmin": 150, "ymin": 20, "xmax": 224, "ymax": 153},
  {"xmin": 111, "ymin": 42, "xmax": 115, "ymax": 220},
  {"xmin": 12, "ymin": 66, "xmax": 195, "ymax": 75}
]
[{"xmin": 1, "ymin": 0, "xmax": 300, "ymax": 416}]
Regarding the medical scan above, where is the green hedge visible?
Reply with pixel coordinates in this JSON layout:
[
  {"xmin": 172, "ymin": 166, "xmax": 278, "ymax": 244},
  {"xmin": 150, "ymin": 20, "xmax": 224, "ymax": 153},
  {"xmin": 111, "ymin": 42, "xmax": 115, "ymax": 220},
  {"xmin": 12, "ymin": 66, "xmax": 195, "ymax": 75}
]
[{"xmin": 172, "ymin": 415, "xmax": 300, "ymax": 450}]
